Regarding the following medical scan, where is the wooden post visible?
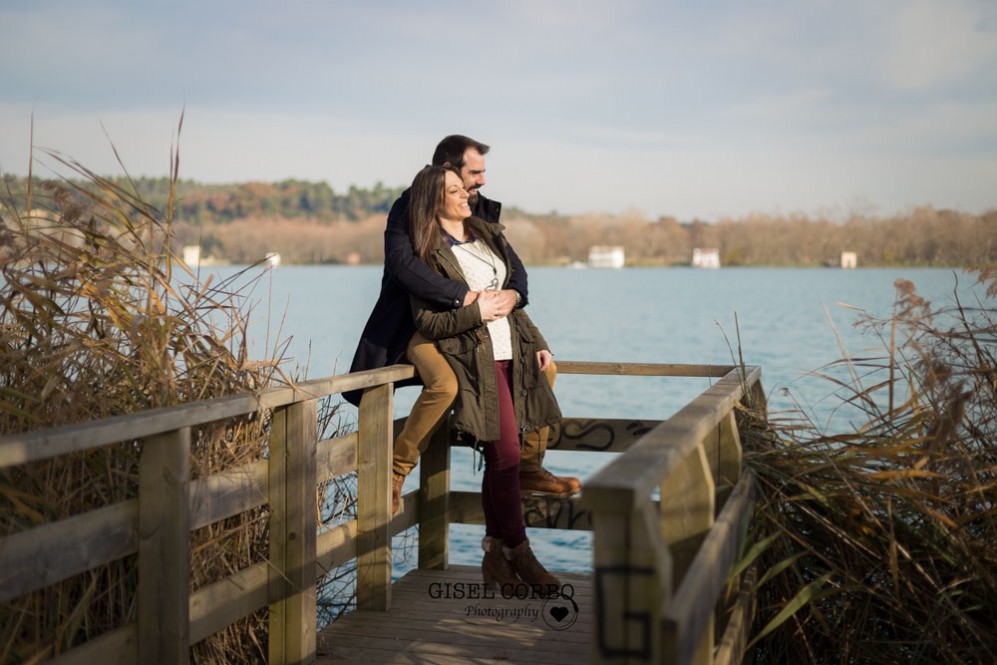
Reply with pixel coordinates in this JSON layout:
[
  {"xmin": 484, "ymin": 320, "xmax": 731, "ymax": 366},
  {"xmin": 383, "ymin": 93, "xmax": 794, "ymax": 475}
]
[
  {"xmin": 590, "ymin": 506, "xmax": 671, "ymax": 664},
  {"xmin": 356, "ymin": 384, "xmax": 393, "ymax": 610},
  {"xmin": 138, "ymin": 428, "xmax": 191, "ymax": 665},
  {"xmin": 268, "ymin": 400, "xmax": 318, "ymax": 665},
  {"xmin": 660, "ymin": 443, "xmax": 715, "ymax": 665},
  {"xmin": 715, "ymin": 411, "xmax": 742, "ymax": 508},
  {"xmin": 748, "ymin": 378, "xmax": 767, "ymax": 419},
  {"xmin": 418, "ymin": 422, "xmax": 451, "ymax": 570}
]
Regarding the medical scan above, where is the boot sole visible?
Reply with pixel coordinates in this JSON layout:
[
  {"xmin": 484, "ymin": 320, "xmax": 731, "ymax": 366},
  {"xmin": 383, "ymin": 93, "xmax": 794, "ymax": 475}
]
[{"xmin": 520, "ymin": 488, "xmax": 580, "ymax": 499}]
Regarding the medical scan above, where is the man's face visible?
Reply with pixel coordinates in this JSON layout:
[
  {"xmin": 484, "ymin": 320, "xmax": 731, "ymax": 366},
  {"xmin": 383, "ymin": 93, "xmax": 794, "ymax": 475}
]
[{"xmin": 459, "ymin": 148, "xmax": 486, "ymax": 204}]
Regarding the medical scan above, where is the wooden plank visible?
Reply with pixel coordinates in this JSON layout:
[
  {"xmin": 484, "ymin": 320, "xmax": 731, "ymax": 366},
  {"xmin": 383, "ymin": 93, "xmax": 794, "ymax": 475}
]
[
  {"xmin": 0, "ymin": 500, "xmax": 137, "ymax": 602},
  {"xmin": 46, "ymin": 623, "xmax": 137, "ymax": 665},
  {"xmin": 0, "ymin": 393, "xmax": 258, "ymax": 467},
  {"xmin": 378, "ymin": 596, "xmax": 596, "ymax": 626},
  {"xmin": 581, "ymin": 432, "xmax": 686, "ymax": 514},
  {"xmin": 191, "ymin": 520, "xmax": 364, "ymax": 646},
  {"xmin": 259, "ymin": 365, "xmax": 417, "ymax": 411},
  {"xmin": 268, "ymin": 406, "xmax": 290, "ymax": 661},
  {"xmin": 138, "ymin": 428, "xmax": 192, "ymax": 664},
  {"xmin": 548, "ymin": 417, "xmax": 661, "ymax": 453},
  {"xmin": 582, "ymin": 367, "xmax": 752, "ymax": 513},
  {"xmin": 418, "ymin": 423, "xmax": 451, "ymax": 570},
  {"xmin": 521, "ymin": 494, "xmax": 593, "ymax": 531},
  {"xmin": 317, "ymin": 520, "xmax": 359, "ymax": 573},
  {"xmin": 447, "ymin": 491, "xmax": 594, "ymax": 531},
  {"xmin": 187, "ymin": 432, "xmax": 354, "ymax": 534},
  {"xmin": 356, "ymin": 383, "xmax": 393, "ymax": 610},
  {"xmin": 660, "ymin": 443, "xmax": 715, "ymax": 582},
  {"xmin": 665, "ymin": 472, "xmax": 755, "ymax": 665},
  {"xmin": 189, "ymin": 559, "xmax": 268, "ymax": 644},
  {"xmin": 317, "ymin": 567, "xmax": 592, "ymax": 664},
  {"xmin": 556, "ymin": 361, "xmax": 734, "ymax": 378},
  {"xmin": 317, "ymin": 433, "xmax": 357, "ymax": 482},
  {"xmin": 590, "ymin": 506, "xmax": 670, "ymax": 663},
  {"xmin": 660, "ymin": 441, "xmax": 715, "ymax": 665},
  {"xmin": 268, "ymin": 400, "xmax": 319, "ymax": 665},
  {"xmin": 0, "ymin": 364, "xmax": 417, "ymax": 468},
  {"xmin": 324, "ymin": 615, "xmax": 590, "ymax": 649},
  {"xmin": 716, "ymin": 410, "xmax": 742, "ymax": 506},
  {"xmin": 434, "ymin": 418, "xmax": 661, "ymax": 454},
  {"xmin": 191, "ymin": 520, "xmax": 358, "ymax": 646},
  {"xmin": 320, "ymin": 629, "xmax": 583, "ymax": 664},
  {"xmin": 190, "ymin": 522, "xmax": 362, "ymax": 646},
  {"xmin": 445, "ymin": 490, "xmax": 484, "ymax": 526},
  {"xmin": 0, "ymin": 364, "xmax": 755, "ymax": 467},
  {"xmin": 714, "ymin": 564, "xmax": 758, "ymax": 665},
  {"xmin": 189, "ymin": 459, "xmax": 267, "ymax": 530},
  {"xmin": 747, "ymin": 371, "xmax": 767, "ymax": 417}
]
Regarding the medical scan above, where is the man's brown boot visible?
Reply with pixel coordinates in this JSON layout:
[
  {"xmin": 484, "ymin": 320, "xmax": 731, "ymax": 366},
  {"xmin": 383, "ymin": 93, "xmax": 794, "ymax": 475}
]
[
  {"xmin": 519, "ymin": 468, "xmax": 581, "ymax": 497},
  {"xmin": 391, "ymin": 472, "xmax": 406, "ymax": 516},
  {"xmin": 481, "ymin": 536, "xmax": 520, "ymax": 591},
  {"xmin": 503, "ymin": 539, "xmax": 561, "ymax": 596}
]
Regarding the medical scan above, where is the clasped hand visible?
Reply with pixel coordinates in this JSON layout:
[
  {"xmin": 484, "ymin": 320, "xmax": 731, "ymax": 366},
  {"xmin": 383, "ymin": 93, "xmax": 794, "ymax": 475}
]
[{"xmin": 473, "ymin": 289, "xmax": 517, "ymax": 322}]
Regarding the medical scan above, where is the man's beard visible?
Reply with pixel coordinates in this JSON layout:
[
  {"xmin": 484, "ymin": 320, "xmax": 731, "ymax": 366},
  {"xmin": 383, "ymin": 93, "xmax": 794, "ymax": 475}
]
[{"xmin": 467, "ymin": 189, "xmax": 480, "ymax": 206}]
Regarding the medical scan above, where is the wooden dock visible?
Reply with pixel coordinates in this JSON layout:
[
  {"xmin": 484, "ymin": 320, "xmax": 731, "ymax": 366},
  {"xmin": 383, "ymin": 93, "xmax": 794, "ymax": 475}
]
[
  {"xmin": 0, "ymin": 361, "xmax": 765, "ymax": 664},
  {"xmin": 317, "ymin": 566, "xmax": 591, "ymax": 664}
]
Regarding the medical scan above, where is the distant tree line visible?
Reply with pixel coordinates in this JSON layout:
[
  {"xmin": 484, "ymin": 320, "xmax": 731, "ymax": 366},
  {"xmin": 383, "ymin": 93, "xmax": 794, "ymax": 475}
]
[
  {"xmin": 167, "ymin": 205, "xmax": 994, "ymax": 267},
  {"xmin": 3, "ymin": 174, "xmax": 993, "ymax": 266},
  {"xmin": 2, "ymin": 174, "xmax": 404, "ymax": 223},
  {"xmin": 501, "ymin": 206, "xmax": 996, "ymax": 267}
]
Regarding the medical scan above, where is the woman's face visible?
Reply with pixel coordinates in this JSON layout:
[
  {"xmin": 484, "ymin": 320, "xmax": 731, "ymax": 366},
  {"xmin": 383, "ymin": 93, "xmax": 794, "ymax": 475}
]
[{"xmin": 437, "ymin": 170, "xmax": 471, "ymax": 222}]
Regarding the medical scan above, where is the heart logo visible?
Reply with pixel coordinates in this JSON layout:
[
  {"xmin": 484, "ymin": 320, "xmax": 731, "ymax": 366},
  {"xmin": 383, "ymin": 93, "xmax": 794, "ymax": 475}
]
[{"xmin": 549, "ymin": 606, "xmax": 569, "ymax": 622}]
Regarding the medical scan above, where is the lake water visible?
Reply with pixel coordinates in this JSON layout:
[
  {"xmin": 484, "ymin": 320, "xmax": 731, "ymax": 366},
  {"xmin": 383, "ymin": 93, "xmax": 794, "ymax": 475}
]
[{"xmin": 198, "ymin": 264, "xmax": 973, "ymax": 575}]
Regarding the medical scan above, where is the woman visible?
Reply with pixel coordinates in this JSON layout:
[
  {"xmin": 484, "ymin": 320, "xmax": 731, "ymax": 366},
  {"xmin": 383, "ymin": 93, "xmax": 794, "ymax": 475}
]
[{"xmin": 406, "ymin": 164, "xmax": 562, "ymax": 593}]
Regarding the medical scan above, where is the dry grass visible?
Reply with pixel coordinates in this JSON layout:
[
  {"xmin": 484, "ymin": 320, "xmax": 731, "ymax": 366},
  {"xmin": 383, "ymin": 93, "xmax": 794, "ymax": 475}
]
[
  {"xmin": 0, "ymin": 128, "xmax": 318, "ymax": 662},
  {"xmin": 740, "ymin": 270, "xmax": 997, "ymax": 663}
]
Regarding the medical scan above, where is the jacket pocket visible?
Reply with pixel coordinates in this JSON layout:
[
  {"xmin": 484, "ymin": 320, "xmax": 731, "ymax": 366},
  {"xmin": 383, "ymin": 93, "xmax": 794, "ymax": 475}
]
[
  {"xmin": 513, "ymin": 316, "xmax": 541, "ymax": 389},
  {"xmin": 437, "ymin": 335, "xmax": 479, "ymax": 394}
]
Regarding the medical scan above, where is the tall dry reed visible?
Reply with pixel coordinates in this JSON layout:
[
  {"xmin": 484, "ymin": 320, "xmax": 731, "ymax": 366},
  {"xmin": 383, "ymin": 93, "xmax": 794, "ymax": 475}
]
[
  {"xmin": 739, "ymin": 270, "xmax": 997, "ymax": 663},
  {"xmin": 0, "ymin": 129, "xmax": 300, "ymax": 662}
]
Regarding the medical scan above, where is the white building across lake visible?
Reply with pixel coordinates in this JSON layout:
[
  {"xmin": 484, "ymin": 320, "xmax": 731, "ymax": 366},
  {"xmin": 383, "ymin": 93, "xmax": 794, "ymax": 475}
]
[
  {"xmin": 588, "ymin": 245, "xmax": 625, "ymax": 268},
  {"xmin": 692, "ymin": 247, "xmax": 721, "ymax": 268}
]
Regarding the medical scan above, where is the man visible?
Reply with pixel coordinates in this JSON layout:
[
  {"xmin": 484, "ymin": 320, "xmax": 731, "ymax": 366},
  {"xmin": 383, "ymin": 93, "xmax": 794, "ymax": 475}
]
[{"xmin": 346, "ymin": 135, "xmax": 580, "ymax": 511}]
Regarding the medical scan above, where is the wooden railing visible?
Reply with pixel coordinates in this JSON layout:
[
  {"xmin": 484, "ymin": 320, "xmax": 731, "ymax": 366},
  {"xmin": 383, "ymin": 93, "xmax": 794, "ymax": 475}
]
[
  {"xmin": 577, "ymin": 364, "xmax": 765, "ymax": 665},
  {"xmin": 0, "ymin": 361, "xmax": 764, "ymax": 665}
]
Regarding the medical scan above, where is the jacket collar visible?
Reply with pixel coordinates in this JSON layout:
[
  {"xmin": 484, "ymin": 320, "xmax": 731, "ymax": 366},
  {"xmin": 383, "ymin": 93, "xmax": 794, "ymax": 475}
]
[
  {"xmin": 471, "ymin": 193, "xmax": 502, "ymax": 223},
  {"xmin": 432, "ymin": 216, "xmax": 508, "ymax": 285},
  {"xmin": 464, "ymin": 215, "xmax": 504, "ymax": 239}
]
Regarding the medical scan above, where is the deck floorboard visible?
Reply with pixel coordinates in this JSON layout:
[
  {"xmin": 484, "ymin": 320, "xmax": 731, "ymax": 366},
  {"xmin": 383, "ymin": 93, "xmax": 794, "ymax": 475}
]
[{"xmin": 317, "ymin": 566, "xmax": 591, "ymax": 664}]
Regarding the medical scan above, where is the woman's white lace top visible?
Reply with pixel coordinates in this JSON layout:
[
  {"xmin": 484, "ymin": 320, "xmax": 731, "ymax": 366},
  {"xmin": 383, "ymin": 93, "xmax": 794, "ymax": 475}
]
[{"xmin": 451, "ymin": 239, "xmax": 512, "ymax": 361}]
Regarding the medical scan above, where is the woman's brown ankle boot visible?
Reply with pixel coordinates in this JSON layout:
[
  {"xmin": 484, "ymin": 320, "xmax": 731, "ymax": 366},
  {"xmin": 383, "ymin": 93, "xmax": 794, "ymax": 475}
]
[
  {"xmin": 503, "ymin": 538, "xmax": 561, "ymax": 596},
  {"xmin": 481, "ymin": 536, "xmax": 520, "ymax": 591}
]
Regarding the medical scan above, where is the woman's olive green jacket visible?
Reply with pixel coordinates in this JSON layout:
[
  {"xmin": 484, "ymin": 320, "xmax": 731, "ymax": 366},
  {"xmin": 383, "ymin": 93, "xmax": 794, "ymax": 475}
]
[{"xmin": 411, "ymin": 217, "xmax": 561, "ymax": 442}]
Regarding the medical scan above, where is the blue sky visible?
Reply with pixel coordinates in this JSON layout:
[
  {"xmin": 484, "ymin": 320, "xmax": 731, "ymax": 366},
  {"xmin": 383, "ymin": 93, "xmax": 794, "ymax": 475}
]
[{"xmin": 1, "ymin": 0, "xmax": 995, "ymax": 220}]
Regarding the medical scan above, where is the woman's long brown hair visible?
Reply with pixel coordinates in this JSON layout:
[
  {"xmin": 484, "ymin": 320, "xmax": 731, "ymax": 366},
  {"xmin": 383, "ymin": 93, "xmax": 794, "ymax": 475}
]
[{"xmin": 409, "ymin": 164, "xmax": 459, "ymax": 266}]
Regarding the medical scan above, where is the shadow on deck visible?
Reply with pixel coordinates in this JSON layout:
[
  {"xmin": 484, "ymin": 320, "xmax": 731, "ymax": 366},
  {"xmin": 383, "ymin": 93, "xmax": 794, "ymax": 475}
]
[{"xmin": 318, "ymin": 566, "xmax": 591, "ymax": 664}]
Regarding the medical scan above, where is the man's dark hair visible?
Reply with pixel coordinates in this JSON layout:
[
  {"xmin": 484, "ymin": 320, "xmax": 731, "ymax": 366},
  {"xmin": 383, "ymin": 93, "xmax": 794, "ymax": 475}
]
[{"xmin": 432, "ymin": 135, "xmax": 490, "ymax": 171}]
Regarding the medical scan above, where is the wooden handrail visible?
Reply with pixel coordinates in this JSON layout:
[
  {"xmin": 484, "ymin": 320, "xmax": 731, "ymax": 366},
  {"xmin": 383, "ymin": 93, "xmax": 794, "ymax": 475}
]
[
  {"xmin": 583, "ymin": 366, "xmax": 761, "ymax": 511},
  {"xmin": 581, "ymin": 364, "xmax": 764, "ymax": 665},
  {"xmin": 0, "ymin": 365, "xmax": 416, "ymax": 467},
  {"xmin": 0, "ymin": 361, "xmax": 737, "ymax": 467}
]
